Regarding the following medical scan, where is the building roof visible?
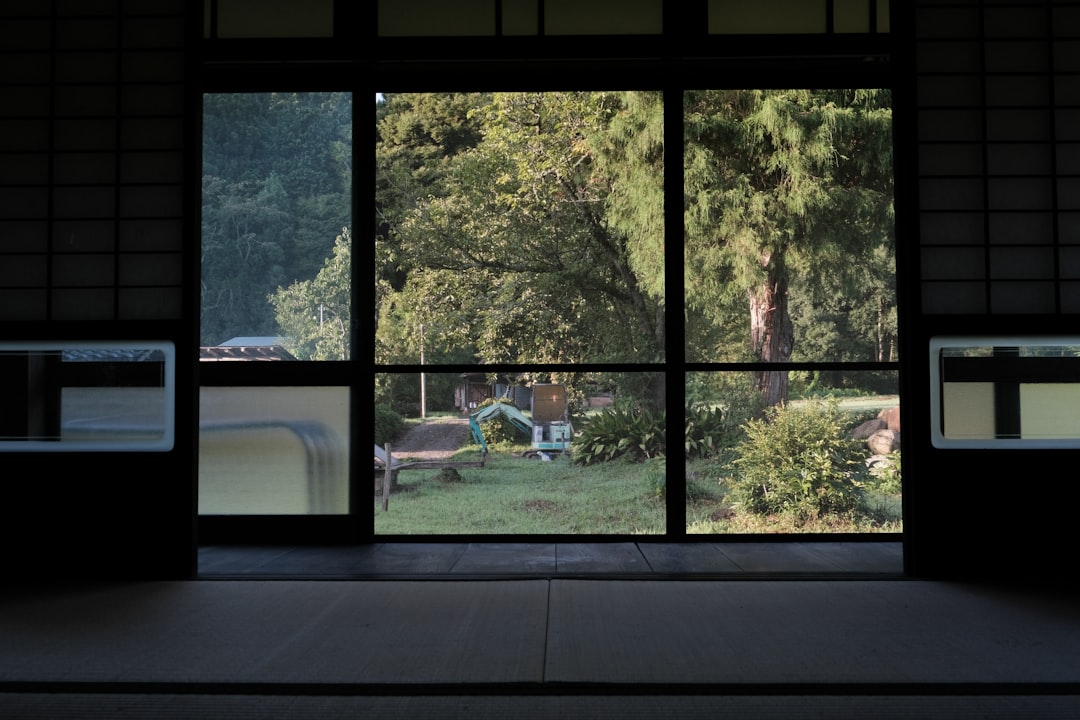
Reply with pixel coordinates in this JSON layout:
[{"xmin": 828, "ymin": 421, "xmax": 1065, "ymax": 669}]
[
  {"xmin": 218, "ymin": 337, "xmax": 287, "ymax": 347},
  {"xmin": 199, "ymin": 345, "xmax": 297, "ymax": 361}
]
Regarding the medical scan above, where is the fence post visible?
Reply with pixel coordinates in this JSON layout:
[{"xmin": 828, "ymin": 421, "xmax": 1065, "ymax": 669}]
[{"xmin": 382, "ymin": 442, "xmax": 392, "ymax": 512}]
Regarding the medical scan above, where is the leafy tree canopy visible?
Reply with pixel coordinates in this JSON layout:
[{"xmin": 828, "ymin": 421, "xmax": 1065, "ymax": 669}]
[
  {"xmin": 271, "ymin": 227, "xmax": 351, "ymax": 360},
  {"xmin": 378, "ymin": 91, "xmax": 665, "ymax": 364},
  {"xmin": 684, "ymin": 89, "xmax": 894, "ymax": 403}
]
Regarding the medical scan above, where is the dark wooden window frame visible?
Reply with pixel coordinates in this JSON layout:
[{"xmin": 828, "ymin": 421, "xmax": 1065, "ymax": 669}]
[{"xmin": 197, "ymin": 1, "xmax": 903, "ymax": 546}]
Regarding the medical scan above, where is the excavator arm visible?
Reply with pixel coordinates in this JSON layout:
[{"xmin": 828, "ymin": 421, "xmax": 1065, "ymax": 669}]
[{"xmin": 468, "ymin": 402, "xmax": 532, "ymax": 454}]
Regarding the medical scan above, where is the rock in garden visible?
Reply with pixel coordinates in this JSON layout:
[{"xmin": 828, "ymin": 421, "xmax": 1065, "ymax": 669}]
[
  {"xmin": 867, "ymin": 429, "xmax": 900, "ymax": 455},
  {"xmin": 849, "ymin": 418, "xmax": 887, "ymax": 440},
  {"xmin": 878, "ymin": 406, "xmax": 901, "ymax": 432}
]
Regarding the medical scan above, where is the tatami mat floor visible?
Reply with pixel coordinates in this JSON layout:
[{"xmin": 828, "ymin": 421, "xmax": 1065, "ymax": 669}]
[{"xmin": 3, "ymin": 570, "xmax": 1079, "ymax": 719}]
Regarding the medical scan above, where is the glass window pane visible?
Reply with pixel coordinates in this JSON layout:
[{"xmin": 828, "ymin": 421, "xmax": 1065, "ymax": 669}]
[
  {"xmin": 375, "ymin": 371, "xmax": 666, "ymax": 534},
  {"xmin": 685, "ymin": 370, "xmax": 901, "ymax": 534},
  {"xmin": 834, "ymin": 0, "xmax": 871, "ymax": 34},
  {"xmin": 501, "ymin": 0, "xmax": 539, "ymax": 35},
  {"xmin": 931, "ymin": 337, "xmax": 1080, "ymax": 447},
  {"xmin": 377, "ymin": 0, "xmax": 496, "ymax": 37},
  {"xmin": 544, "ymin": 0, "xmax": 663, "ymax": 35},
  {"xmin": 201, "ymin": 92, "xmax": 352, "ymax": 359},
  {"xmin": 709, "ymin": 0, "xmax": 827, "ymax": 34},
  {"xmin": 199, "ymin": 387, "xmax": 349, "ymax": 514},
  {"xmin": 376, "ymin": 91, "xmax": 664, "ymax": 364},
  {"xmin": 0, "ymin": 342, "xmax": 174, "ymax": 452},
  {"xmin": 684, "ymin": 89, "xmax": 896, "ymax": 375},
  {"xmin": 216, "ymin": 0, "xmax": 334, "ymax": 39}
]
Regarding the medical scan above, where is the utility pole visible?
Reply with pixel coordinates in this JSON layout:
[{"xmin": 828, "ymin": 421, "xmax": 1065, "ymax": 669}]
[{"xmin": 420, "ymin": 323, "xmax": 426, "ymax": 419}]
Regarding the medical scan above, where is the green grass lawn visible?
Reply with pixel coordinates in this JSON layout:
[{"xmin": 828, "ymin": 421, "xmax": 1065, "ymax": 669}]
[
  {"xmin": 378, "ymin": 395, "xmax": 904, "ymax": 536},
  {"xmin": 374, "ymin": 449, "xmax": 666, "ymax": 535},
  {"xmin": 795, "ymin": 394, "xmax": 899, "ymax": 413},
  {"xmin": 376, "ymin": 450, "xmax": 901, "ymax": 535}
]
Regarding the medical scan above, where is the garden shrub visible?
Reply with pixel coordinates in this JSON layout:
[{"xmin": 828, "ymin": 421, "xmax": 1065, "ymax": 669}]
[
  {"xmin": 729, "ymin": 400, "xmax": 868, "ymax": 523},
  {"xmin": 685, "ymin": 405, "xmax": 739, "ymax": 459},
  {"xmin": 685, "ymin": 373, "xmax": 767, "ymax": 461},
  {"xmin": 865, "ymin": 450, "xmax": 902, "ymax": 495},
  {"xmin": 374, "ymin": 403, "xmax": 406, "ymax": 446},
  {"xmin": 573, "ymin": 407, "xmax": 666, "ymax": 465}
]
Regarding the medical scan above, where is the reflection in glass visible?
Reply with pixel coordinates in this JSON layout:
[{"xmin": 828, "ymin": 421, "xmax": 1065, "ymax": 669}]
[
  {"xmin": 199, "ymin": 387, "xmax": 349, "ymax": 514},
  {"xmin": 0, "ymin": 342, "xmax": 174, "ymax": 452},
  {"xmin": 932, "ymin": 338, "xmax": 1080, "ymax": 447}
]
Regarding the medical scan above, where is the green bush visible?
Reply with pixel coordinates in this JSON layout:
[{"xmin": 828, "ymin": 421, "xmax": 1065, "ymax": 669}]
[
  {"xmin": 866, "ymin": 450, "xmax": 902, "ymax": 495},
  {"xmin": 684, "ymin": 373, "xmax": 767, "ymax": 461},
  {"xmin": 374, "ymin": 403, "xmax": 406, "ymax": 446},
  {"xmin": 685, "ymin": 405, "xmax": 740, "ymax": 459},
  {"xmin": 472, "ymin": 397, "xmax": 529, "ymax": 447},
  {"xmin": 573, "ymin": 407, "xmax": 666, "ymax": 465},
  {"xmin": 729, "ymin": 400, "xmax": 868, "ymax": 523}
]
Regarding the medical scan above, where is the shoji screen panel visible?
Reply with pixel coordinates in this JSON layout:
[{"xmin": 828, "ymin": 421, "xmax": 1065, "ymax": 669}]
[
  {"xmin": 0, "ymin": 1, "xmax": 187, "ymax": 322},
  {"xmin": 916, "ymin": 1, "xmax": 1077, "ymax": 315}
]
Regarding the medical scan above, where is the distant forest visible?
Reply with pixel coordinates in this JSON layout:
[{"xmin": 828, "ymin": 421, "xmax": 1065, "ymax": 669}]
[{"xmin": 201, "ymin": 92, "xmax": 351, "ymax": 351}]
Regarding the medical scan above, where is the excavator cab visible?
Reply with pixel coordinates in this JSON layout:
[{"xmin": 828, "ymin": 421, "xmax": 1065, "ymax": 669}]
[{"xmin": 529, "ymin": 384, "xmax": 572, "ymax": 454}]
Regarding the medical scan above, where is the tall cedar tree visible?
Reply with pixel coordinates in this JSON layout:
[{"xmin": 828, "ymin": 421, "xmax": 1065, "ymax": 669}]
[{"xmin": 683, "ymin": 89, "xmax": 893, "ymax": 405}]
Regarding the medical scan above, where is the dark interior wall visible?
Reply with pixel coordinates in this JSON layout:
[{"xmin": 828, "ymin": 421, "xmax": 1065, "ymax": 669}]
[
  {"xmin": 0, "ymin": 3, "xmax": 195, "ymax": 579},
  {"xmin": 1, "ymin": 1, "xmax": 1076, "ymax": 581},
  {"xmin": 3, "ymin": 451, "xmax": 195, "ymax": 580},
  {"xmin": 903, "ymin": 2, "xmax": 1080, "ymax": 582}
]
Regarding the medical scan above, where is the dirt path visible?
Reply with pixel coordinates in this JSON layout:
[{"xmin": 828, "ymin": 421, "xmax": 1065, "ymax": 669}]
[{"xmin": 388, "ymin": 417, "xmax": 472, "ymax": 461}]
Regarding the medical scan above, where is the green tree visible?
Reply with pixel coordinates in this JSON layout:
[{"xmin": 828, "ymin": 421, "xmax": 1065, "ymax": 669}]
[
  {"xmin": 383, "ymin": 91, "xmax": 664, "ymax": 364},
  {"xmin": 684, "ymin": 89, "xmax": 894, "ymax": 405},
  {"xmin": 202, "ymin": 92, "xmax": 351, "ymax": 346},
  {"xmin": 790, "ymin": 241, "xmax": 897, "ymax": 366},
  {"xmin": 270, "ymin": 227, "xmax": 351, "ymax": 360},
  {"xmin": 200, "ymin": 175, "xmax": 289, "ymax": 344},
  {"xmin": 373, "ymin": 91, "xmax": 488, "ymax": 360},
  {"xmin": 592, "ymin": 90, "xmax": 666, "ymax": 350},
  {"xmin": 375, "ymin": 267, "xmax": 480, "ymax": 366}
]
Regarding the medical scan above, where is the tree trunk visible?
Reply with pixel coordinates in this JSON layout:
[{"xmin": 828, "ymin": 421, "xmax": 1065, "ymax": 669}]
[
  {"xmin": 749, "ymin": 262, "xmax": 794, "ymax": 406},
  {"xmin": 586, "ymin": 211, "xmax": 664, "ymax": 361}
]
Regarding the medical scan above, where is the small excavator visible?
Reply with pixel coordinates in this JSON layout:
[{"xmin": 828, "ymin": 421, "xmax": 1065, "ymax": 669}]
[{"xmin": 468, "ymin": 383, "xmax": 573, "ymax": 459}]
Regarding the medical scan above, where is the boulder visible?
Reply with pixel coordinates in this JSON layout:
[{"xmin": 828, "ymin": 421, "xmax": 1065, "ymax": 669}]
[
  {"xmin": 849, "ymin": 418, "xmax": 887, "ymax": 440},
  {"xmin": 867, "ymin": 428, "xmax": 900, "ymax": 455},
  {"xmin": 865, "ymin": 453, "xmax": 891, "ymax": 470},
  {"xmin": 878, "ymin": 406, "xmax": 901, "ymax": 432}
]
